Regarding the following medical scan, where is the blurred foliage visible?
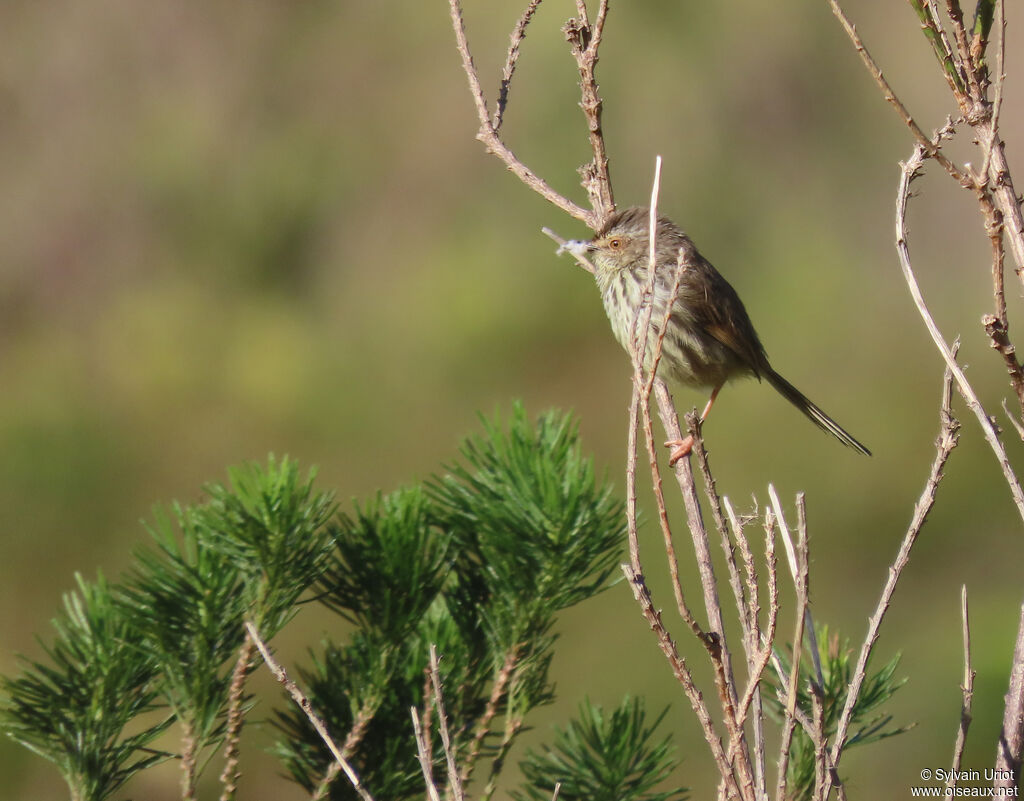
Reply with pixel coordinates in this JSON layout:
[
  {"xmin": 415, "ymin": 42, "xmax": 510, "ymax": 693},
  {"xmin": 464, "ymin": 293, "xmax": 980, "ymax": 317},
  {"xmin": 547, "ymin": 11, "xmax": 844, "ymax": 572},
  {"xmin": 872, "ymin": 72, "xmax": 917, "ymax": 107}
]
[
  {"xmin": 2, "ymin": 457, "xmax": 339, "ymax": 800},
  {"xmin": 0, "ymin": 575, "xmax": 169, "ymax": 801},
  {"xmin": 2, "ymin": 409, "xmax": 638, "ymax": 801},
  {"xmin": 1, "ymin": 1, "xmax": 1023, "ymax": 799}
]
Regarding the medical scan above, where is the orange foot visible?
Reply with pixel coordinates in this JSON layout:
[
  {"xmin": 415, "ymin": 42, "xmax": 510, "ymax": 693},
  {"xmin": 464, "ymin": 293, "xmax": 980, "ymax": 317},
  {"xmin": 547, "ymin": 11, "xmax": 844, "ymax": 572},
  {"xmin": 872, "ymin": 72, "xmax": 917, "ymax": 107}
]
[{"xmin": 666, "ymin": 436, "xmax": 694, "ymax": 466}]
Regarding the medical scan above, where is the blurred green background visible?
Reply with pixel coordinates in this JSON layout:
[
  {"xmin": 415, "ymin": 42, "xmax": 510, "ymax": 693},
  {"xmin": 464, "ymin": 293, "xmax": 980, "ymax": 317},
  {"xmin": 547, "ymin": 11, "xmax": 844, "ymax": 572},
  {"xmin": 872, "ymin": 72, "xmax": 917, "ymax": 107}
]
[{"xmin": 2, "ymin": 1, "xmax": 1023, "ymax": 798}]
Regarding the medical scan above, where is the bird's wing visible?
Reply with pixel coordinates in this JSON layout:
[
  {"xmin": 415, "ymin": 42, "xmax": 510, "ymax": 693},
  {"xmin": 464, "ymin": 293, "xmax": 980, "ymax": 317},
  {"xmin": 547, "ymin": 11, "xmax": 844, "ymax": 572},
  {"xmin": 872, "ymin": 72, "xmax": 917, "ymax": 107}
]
[{"xmin": 686, "ymin": 260, "xmax": 770, "ymax": 379}]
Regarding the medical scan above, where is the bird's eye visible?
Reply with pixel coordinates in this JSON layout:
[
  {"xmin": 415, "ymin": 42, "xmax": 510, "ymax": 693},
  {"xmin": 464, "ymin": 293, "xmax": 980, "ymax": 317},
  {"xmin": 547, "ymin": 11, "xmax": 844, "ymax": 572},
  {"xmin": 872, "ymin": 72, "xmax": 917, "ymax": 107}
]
[{"xmin": 608, "ymin": 238, "xmax": 623, "ymax": 250}]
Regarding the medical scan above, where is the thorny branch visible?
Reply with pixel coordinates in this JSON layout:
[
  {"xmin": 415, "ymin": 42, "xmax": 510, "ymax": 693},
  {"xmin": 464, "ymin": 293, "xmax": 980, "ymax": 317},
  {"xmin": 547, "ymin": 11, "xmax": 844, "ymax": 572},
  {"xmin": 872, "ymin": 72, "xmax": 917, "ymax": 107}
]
[
  {"xmin": 447, "ymin": 0, "xmax": 611, "ymax": 230},
  {"xmin": 829, "ymin": 3, "xmax": 1024, "ymax": 782},
  {"xmin": 448, "ymin": 3, "xmax": 1002, "ymax": 799},
  {"xmin": 830, "ymin": 0, "xmax": 1024, "ymax": 407}
]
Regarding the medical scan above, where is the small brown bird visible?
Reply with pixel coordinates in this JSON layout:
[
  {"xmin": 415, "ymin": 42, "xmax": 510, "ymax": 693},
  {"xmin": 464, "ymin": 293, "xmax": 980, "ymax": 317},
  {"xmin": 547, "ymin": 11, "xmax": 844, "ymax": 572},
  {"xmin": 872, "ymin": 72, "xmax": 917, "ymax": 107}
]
[{"xmin": 568, "ymin": 206, "xmax": 870, "ymax": 462}]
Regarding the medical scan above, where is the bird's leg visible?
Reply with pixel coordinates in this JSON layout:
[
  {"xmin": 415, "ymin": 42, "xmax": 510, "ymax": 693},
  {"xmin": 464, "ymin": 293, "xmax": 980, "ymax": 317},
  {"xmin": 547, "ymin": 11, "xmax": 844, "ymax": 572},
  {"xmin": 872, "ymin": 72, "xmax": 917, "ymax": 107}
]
[{"xmin": 666, "ymin": 384, "xmax": 723, "ymax": 465}]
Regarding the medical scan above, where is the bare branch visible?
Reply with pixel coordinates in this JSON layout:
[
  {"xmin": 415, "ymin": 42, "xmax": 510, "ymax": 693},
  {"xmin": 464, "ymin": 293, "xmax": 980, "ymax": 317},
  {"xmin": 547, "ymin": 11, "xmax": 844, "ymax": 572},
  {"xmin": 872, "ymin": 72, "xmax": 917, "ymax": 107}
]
[
  {"xmin": 693, "ymin": 424, "xmax": 754, "ymax": 648},
  {"xmin": 623, "ymin": 157, "xmax": 666, "ymax": 578},
  {"xmin": 947, "ymin": 585, "xmax": 975, "ymax": 796},
  {"xmin": 636, "ymin": 170, "xmax": 708, "ymax": 636},
  {"xmin": 995, "ymin": 600, "xmax": 1024, "ymax": 793},
  {"xmin": 313, "ymin": 699, "xmax": 376, "ymax": 800},
  {"xmin": 447, "ymin": 0, "xmax": 595, "ymax": 226},
  {"xmin": 563, "ymin": 0, "xmax": 615, "ymax": 222},
  {"xmin": 827, "ymin": 0, "xmax": 966, "ymax": 183},
  {"xmin": 652, "ymin": 380, "xmax": 755, "ymax": 797},
  {"xmin": 427, "ymin": 646, "xmax": 466, "ymax": 801},
  {"xmin": 1003, "ymin": 398, "xmax": 1024, "ymax": 442},
  {"xmin": 774, "ymin": 509, "xmax": 810, "ymax": 801},
  {"xmin": 621, "ymin": 563, "xmax": 743, "ymax": 799},
  {"xmin": 245, "ymin": 622, "xmax": 375, "ymax": 801},
  {"xmin": 412, "ymin": 707, "xmax": 443, "ymax": 801},
  {"xmin": 895, "ymin": 147, "xmax": 1024, "ymax": 520},
  {"xmin": 493, "ymin": 0, "xmax": 544, "ymax": 131},
  {"xmin": 823, "ymin": 343, "xmax": 960, "ymax": 793}
]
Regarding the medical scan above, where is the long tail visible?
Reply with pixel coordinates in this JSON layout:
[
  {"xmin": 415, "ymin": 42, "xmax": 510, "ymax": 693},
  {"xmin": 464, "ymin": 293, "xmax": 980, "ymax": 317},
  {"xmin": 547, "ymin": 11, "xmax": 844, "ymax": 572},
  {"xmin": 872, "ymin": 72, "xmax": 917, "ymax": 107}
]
[{"xmin": 765, "ymin": 368, "xmax": 871, "ymax": 456}]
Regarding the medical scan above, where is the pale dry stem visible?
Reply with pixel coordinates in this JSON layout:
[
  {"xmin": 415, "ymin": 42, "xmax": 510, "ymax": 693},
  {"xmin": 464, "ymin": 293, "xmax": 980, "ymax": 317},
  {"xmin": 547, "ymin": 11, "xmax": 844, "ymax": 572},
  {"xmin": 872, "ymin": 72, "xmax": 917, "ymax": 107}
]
[
  {"xmin": 821, "ymin": 347, "xmax": 960, "ymax": 797},
  {"xmin": 245, "ymin": 622, "xmax": 375, "ymax": 801},
  {"xmin": 995, "ymin": 601, "xmax": 1024, "ymax": 792},
  {"xmin": 896, "ymin": 148, "xmax": 1024, "ymax": 520},
  {"xmin": 412, "ymin": 707, "xmax": 443, "ymax": 801},
  {"xmin": 447, "ymin": 0, "xmax": 593, "ymax": 226},
  {"xmin": 774, "ymin": 501, "xmax": 810, "ymax": 801},
  {"xmin": 427, "ymin": 646, "xmax": 466, "ymax": 801},
  {"xmin": 621, "ymin": 563, "xmax": 744, "ymax": 800},
  {"xmin": 493, "ymin": 0, "xmax": 544, "ymax": 131},
  {"xmin": 947, "ymin": 585, "xmax": 975, "ymax": 796},
  {"xmin": 693, "ymin": 424, "xmax": 754, "ymax": 648},
  {"xmin": 827, "ymin": 0, "xmax": 966, "ymax": 183}
]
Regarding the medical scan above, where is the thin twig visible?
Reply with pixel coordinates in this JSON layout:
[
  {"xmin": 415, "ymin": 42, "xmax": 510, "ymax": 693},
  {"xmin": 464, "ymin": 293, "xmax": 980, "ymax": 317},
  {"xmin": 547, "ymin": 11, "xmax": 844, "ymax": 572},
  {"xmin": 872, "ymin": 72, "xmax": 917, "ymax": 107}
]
[
  {"xmin": 624, "ymin": 158, "xmax": 666, "ymax": 578},
  {"xmin": 622, "ymin": 165, "xmax": 753, "ymax": 794},
  {"xmin": 995, "ymin": 600, "xmax": 1024, "ymax": 793},
  {"xmin": 822, "ymin": 346, "xmax": 960, "ymax": 795},
  {"xmin": 769, "ymin": 487, "xmax": 823, "ymax": 690},
  {"xmin": 1003, "ymin": 398, "xmax": 1024, "ymax": 441},
  {"xmin": 245, "ymin": 622, "xmax": 375, "ymax": 801},
  {"xmin": 895, "ymin": 147, "xmax": 1024, "ymax": 521},
  {"xmin": 827, "ymin": 0, "xmax": 966, "ymax": 184},
  {"xmin": 319, "ymin": 698, "xmax": 379, "ymax": 798},
  {"xmin": 724, "ymin": 498, "xmax": 760, "ymax": 642},
  {"xmin": 493, "ymin": 0, "xmax": 544, "ymax": 131},
  {"xmin": 630, "ymin": 162, "xmax": 705, "ymax": 635},
  {"xmin": 447, "ymin": 0, "xmax": 594, "ymax": 226},
  {"xmin": 428, "ymin": 646, "xmax": 466, "ymax": 801},
  {"xmin": 774, "ymin": 513, "xmax": 810, "ymax": 801},
  {"xmin": 694, "ymin": 425, "xmax": 753, "ymax": 646},
  {"xmin": 947, "ymin": 585, "xmax": 974, "ymax": 796},
  {"xmin": 563, "ymin": 0, "xmax": 615, "ymax": 222},
  {"xmin": 313, "ymin": 700, "xmax": 376, "ymax": 800},
  {"xmin": 811, "ymin": 679, "xmax": 828, "ymax": 801},
  {"xmin": 622, "ymin": 564, "xmax": 743, "ymax": 799},
  {"xmin": 412, "ymin": 707, "xmax": 443, "ymax": 801},
  {"xmin": 653, "ymin": 378, "xmax": 751, "ymax": 794}
]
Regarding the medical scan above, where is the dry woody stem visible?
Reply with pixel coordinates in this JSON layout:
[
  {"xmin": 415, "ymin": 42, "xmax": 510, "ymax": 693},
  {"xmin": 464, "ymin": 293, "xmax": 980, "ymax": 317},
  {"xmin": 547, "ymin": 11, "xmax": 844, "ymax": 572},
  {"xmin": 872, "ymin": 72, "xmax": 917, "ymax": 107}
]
[
  {"xmin": 245, "ymin": 621, "xmax": 375, "ymax": 801},
  {"xmin": 445, "ymin": 1, "xmax": 1023, "ymax": 797}
]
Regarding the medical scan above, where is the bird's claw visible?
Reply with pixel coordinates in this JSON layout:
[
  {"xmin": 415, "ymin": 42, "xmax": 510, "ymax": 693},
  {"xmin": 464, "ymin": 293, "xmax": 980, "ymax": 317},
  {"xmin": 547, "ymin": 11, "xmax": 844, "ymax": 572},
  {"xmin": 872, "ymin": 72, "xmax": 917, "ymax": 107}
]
[{"xmin": 665, "ymin": 436, "xmax": 694, "ymax": 466}]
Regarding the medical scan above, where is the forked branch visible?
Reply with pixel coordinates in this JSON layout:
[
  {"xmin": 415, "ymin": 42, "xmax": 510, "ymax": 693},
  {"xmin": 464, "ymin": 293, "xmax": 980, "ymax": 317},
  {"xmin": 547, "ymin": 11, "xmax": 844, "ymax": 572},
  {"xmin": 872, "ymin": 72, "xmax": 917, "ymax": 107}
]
[{"xmin": 447, "ymin": 0, "xmax": 614, "ymax": 230}]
